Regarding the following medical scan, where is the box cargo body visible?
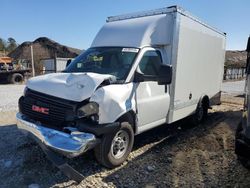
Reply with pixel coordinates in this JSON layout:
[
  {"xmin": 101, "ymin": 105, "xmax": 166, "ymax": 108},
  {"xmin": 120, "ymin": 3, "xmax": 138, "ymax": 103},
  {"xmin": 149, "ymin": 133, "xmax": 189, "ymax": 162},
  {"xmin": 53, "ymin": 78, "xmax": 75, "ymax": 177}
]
[
  {"xmin": 168, "ymin": 8, "xmax": 225, "ymax": 123},
  {"xmin": 92, "ymin": 6, "xmax": 226, "ymax": 126}
]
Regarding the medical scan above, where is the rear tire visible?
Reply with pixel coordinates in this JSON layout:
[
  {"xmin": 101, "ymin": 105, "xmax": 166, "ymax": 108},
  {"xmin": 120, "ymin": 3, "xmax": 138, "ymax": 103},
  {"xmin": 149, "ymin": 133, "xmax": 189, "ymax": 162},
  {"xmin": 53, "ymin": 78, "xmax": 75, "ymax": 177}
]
[
  {"xmin": 10, "ymin": 73, "xmax": 24, "ymax": 84},
  {"xmin": 94, "ymin": 122, "xmax": 134, "ymax": 168},
  {"xmin": 191, "ymin": 101, "xmax": 208, "ymax": 125}
]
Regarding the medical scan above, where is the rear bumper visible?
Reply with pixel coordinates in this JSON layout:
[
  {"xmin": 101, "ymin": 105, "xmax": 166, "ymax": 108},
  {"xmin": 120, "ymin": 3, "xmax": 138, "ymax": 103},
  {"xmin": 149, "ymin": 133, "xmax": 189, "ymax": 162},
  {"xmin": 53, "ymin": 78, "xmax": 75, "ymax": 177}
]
[{"xmin": 16, "ymin": 112, "xmax": 98, "ymax": 158}]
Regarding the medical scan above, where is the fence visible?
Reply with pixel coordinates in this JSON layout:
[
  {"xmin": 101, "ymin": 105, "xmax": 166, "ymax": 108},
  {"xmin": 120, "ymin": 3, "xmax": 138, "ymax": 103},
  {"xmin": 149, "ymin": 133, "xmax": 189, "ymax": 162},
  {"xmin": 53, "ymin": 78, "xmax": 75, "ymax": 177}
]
[{"xmin": 224, "ymin": 67, "xmax": 246, "ymax": 80}]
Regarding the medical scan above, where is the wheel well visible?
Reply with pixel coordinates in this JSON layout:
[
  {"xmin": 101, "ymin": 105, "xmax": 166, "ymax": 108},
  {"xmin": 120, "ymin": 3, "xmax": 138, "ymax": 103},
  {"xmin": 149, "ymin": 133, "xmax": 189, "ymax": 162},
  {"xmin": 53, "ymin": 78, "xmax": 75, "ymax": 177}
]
[
  {"xmin": 201, "ymin": 95, "xmax": 209, "ymax": 109},
  {"xmin": 117, "ymin": 111, "xmax": 136, "ymax": 133}
]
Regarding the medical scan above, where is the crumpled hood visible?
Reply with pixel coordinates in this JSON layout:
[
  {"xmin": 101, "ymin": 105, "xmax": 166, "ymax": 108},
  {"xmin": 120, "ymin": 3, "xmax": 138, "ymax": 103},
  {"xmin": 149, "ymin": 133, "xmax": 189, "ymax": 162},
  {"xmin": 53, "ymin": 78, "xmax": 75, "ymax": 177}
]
[{"xmin": 26, "ymin": 72, "xmax": 116, "ymax": 102}]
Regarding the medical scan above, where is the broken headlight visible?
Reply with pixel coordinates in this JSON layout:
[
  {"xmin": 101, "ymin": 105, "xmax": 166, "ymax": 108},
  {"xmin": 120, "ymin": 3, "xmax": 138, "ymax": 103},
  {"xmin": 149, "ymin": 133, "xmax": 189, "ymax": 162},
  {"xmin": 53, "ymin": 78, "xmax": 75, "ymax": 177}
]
[{"xmin": 77, "ymin": 102, "xmax": 99, "ymax": 118}]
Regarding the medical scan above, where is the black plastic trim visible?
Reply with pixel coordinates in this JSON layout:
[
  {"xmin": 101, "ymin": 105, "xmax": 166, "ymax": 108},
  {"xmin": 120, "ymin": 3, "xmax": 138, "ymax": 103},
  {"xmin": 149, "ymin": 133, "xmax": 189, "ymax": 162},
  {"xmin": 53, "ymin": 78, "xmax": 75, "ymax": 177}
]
[
  {"xmin": 76, "ymin": 121, "xmax": 121, "ymax": 136},
  {"xmin": 40, "ymin": 144, "xmax": 84, "ymax": 183}
]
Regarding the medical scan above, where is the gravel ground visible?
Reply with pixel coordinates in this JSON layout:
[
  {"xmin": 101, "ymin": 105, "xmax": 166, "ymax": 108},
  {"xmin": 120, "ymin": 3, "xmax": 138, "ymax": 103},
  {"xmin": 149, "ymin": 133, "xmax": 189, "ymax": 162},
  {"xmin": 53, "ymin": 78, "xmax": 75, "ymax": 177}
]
[
  {"xmin": 221, "ymin": 80, "xmax": 245, "ymax": 95},
  {"xmin": 0, "ymin": 84, "xmax": 25, "ymax": 112},
  {"xmin": 0, "ymin": 95, "xmax": 249, "ymax": 187},
  {"xmin": 0, "ymin": 81, "xmax": 249, "ymax": 187}
]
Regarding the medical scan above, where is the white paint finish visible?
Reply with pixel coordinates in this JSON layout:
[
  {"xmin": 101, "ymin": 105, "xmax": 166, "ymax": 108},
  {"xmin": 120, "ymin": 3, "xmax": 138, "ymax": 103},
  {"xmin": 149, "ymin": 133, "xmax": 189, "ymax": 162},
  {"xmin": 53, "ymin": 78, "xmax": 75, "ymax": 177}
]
[
  {"xmin": 126, "ymin": 46, "xmax": 170, "ymax": 131},
  {"xmin": 90, "ymin": 83, "xmax": 136, "ymax": 124},
  {"xmin": 137, "ymin": 118, "xmax": 167, "ymax": 134},
  {"xmin": 172, "ymin": 104, "xmax": 197, "ymax": 122},
  {"xmin": 26, "ymin": 73, "xmax": 116, "ymax": 102},
  {"xmin": 135, "ymin": 81, "xmax": 170, "ymax": 128},
  {"xmin": 107, "ymin": 6, "xmax": 225, "ymax": 36},
  {"xmin": 169, "ymin": 13, "xmax": 226, "ymax": 123},
  {"xmin": 91, "ymin": 14, "xmax": 173, "ymax": 48}
]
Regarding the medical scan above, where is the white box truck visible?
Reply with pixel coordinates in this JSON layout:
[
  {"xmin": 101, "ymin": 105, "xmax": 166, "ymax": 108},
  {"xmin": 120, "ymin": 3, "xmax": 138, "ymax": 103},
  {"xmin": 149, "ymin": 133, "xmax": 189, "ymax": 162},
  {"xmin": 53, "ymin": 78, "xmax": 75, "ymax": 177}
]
[{"xmin": 16, "ymin": 6, "xmax": 226, "ymax": 181}]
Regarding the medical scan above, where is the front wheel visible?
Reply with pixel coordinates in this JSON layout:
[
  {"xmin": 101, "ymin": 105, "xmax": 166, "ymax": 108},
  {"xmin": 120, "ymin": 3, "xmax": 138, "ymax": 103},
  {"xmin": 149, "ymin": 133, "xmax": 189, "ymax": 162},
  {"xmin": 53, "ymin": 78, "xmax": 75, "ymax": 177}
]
[{"xmin": 94, "ymin": 122, "xmax": 134, "ymax": 168}]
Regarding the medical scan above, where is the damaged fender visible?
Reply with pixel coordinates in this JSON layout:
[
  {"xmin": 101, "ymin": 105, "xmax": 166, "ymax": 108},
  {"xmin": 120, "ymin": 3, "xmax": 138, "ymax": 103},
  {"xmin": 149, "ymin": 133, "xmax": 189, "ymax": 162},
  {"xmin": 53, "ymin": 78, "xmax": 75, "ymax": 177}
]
[{"xmin": 90, "ymin": 83, "xmax": 136, "ymax": 124}]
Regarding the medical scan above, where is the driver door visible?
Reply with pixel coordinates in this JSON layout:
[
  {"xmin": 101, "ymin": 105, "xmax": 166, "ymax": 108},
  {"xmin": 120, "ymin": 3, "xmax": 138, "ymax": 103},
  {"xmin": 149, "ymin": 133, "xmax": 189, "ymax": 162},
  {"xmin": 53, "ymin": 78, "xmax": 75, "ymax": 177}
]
[{"xmin": 135, "ymin": 48, "xmax": 170, "ymax": 132}]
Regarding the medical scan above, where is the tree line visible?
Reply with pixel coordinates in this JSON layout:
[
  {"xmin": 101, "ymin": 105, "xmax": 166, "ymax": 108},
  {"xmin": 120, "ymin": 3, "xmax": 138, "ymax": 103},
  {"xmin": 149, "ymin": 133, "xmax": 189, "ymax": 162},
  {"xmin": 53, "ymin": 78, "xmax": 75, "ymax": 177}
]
[{"xmin": 0, "ymin": 37, "xmax": 18, "ymax": 53}]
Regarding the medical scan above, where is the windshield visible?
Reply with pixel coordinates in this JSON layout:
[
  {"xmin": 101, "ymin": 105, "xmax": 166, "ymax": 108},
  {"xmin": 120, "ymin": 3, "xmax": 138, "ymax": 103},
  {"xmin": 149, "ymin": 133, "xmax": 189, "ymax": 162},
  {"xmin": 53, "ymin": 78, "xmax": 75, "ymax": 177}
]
[{"xmin": 64, "ymin": 47, "xmax": 139, "ymax": 80}]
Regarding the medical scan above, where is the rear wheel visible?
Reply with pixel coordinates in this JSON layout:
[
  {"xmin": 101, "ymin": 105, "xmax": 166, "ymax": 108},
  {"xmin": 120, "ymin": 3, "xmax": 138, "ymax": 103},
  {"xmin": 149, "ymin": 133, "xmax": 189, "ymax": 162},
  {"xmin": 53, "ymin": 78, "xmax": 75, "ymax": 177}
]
[
  {"xmin": 191, "ymin": 101, "xmax": 208, "ymax": 125},
  {"xmin": 10, "ymin": 73, "xmax": 24, "ymax": 84},
  {"xmin": 94, "ymin": 122, "xmax": 134, "ymax": 168}
]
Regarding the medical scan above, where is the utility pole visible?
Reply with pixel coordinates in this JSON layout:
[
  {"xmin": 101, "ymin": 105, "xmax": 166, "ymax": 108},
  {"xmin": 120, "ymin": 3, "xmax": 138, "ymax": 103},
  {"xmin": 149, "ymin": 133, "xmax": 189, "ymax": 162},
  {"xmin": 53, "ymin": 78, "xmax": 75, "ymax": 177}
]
[{"xmin": 31, "ymin": 45, "xmax": 35, "ymax": 77}]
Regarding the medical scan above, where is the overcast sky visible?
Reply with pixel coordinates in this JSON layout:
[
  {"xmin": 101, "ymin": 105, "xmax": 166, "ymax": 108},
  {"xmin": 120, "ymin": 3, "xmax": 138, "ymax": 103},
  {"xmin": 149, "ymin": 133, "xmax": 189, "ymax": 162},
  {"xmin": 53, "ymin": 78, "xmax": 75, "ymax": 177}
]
[{"xmin": 1, "ymin": 0, "xmax": 250, "ymax": 50}]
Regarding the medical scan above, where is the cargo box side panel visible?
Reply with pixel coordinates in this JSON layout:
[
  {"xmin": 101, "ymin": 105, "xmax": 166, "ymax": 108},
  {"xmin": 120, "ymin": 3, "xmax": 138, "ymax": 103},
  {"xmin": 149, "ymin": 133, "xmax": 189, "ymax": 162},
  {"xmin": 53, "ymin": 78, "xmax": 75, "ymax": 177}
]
[{"xmin": 169, "ymin": 13, "xmax": 226, "ymax": 123}]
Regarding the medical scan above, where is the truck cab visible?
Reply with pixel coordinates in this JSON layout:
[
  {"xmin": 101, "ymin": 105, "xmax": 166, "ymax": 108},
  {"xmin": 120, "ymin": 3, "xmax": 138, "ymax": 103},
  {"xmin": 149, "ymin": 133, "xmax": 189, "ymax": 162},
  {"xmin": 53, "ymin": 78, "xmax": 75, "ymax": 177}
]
[{"xmin": 17, "ymin": 46, "xmax": 172, "ymax": 168}]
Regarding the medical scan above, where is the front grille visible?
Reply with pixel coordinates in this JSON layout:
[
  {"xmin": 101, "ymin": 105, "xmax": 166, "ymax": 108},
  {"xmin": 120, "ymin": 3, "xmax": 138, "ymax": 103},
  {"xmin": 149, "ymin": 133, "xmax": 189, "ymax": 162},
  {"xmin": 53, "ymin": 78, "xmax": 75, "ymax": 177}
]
[{"xmin": 19, "ymin": 89, "xmax": 80, "ymax": 124}]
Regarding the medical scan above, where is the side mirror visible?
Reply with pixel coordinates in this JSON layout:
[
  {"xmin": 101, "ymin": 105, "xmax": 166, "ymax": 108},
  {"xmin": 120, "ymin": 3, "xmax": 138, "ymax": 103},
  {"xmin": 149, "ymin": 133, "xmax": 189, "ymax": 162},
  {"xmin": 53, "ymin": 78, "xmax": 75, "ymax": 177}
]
[
  {"xmin": 158, "ymin": 64, "xmax": 172, "ymax": 85},
  {"xmin": 66, "ymin": 59, "xmax": 72, "ymax": 67},
  {"xmin": 134, "ymin": 71, "xmax": 145, "ymax": 82}
]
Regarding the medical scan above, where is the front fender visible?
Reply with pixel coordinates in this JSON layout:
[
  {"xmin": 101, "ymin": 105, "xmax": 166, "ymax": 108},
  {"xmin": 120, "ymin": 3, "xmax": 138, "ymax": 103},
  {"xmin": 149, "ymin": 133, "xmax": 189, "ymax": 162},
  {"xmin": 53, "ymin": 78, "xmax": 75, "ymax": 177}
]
[{"xmin": 90, "ymin": 83, "xmax": 136, "ymax": 124}]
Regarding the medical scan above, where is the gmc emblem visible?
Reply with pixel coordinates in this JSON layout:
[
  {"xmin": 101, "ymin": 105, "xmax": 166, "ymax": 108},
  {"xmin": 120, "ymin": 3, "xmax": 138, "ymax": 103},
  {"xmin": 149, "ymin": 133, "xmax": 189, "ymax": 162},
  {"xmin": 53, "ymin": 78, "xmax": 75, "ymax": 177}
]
[{"xmin": 32, "ymin": 105, "xmax": 49, "ymax": 115}]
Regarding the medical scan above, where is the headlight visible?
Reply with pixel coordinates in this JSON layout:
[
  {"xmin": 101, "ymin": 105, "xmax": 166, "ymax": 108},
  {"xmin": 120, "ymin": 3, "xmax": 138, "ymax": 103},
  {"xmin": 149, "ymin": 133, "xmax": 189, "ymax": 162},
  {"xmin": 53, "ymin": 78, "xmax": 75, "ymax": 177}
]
[
  {"xmin": 23, "ymin": 87, "xmax": 28, "ymax": 96},
  {"xmin": 77, "ymin": 102, "xmax": 99, "ymax": 118}
]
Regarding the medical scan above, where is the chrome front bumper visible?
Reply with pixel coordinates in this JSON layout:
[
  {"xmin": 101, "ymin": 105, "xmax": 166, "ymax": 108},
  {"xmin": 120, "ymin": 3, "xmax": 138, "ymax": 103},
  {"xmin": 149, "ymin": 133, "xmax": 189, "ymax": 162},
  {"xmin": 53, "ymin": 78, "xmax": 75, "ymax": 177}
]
[{"xmin": 16, "ymin": 113, "xmax": 98, "ymax": 158}]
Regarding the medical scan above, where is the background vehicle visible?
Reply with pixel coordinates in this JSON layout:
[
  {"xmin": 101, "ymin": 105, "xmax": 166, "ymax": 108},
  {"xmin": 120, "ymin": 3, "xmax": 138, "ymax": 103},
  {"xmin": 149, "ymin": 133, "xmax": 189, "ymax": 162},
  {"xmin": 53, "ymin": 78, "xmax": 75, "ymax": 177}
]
[
  {"xmin": 235, "ymin": 36, "xmax": 250, "ymax": 169},
  {"xmin": 0, "ymin": 56, "xmax": 30, "ymax": 84},
  {"xmin": 16, "ymin": 6, "xmax": 226, "ymax": 181}
]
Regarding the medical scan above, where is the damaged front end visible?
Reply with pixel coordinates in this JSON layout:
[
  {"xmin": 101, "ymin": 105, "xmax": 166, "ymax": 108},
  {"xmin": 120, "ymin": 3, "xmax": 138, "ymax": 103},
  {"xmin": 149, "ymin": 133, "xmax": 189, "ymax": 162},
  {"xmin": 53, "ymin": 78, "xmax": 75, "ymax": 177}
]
[
  {"xmin": 16, "ymin": 113, "xmax": 99, "ymax": 158},
  {"xmin": 16, "ymin": 87, "xmax": 122, "ymax": 182},
  {"xmin": 16, "ymin": 70, "xmax": 134, "ymax": 182},
  {"xmin": 16, "ymin": 112, "xmax": 101, "ymax": 182}
]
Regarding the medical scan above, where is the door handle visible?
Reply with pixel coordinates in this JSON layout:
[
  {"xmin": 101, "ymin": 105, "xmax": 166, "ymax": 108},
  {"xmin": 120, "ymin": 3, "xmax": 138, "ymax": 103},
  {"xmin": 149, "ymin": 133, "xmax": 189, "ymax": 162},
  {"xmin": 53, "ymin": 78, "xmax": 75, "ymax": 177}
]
[{"xmin": 165, "ymin": 85, "xmax": 168, "ymax": 93}]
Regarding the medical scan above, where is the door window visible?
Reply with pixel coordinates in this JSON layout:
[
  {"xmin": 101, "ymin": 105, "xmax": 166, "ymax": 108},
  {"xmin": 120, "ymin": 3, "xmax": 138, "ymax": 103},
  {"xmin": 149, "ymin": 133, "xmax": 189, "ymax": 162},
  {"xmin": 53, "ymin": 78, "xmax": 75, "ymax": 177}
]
[{"xmin": 138, "ymin": 50, "xmax": 162, "ymax": 76}]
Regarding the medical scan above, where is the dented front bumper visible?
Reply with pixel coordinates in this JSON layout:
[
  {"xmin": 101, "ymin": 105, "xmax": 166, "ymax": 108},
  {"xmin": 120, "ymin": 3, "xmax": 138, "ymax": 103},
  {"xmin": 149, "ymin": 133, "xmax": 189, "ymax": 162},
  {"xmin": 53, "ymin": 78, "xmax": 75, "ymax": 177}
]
[{"xmin": 16, "ymin": 112, "xmax": 98, "ymax": 158}]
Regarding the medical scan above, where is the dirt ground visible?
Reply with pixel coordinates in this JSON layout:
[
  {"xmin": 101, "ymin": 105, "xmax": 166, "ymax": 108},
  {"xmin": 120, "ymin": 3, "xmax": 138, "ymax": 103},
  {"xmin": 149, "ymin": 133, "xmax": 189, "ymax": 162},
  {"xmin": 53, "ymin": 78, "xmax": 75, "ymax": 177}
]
[{"xmin": 0, "ymin": 94, "xmax": 250, "ymax": 188}]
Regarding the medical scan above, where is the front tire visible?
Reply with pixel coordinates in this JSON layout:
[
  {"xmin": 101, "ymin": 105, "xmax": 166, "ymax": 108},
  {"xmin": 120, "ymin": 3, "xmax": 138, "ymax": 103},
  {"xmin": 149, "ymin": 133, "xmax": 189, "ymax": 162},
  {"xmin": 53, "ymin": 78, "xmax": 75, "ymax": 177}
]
[{"xmin": 94, "ymin": 122, "xmax": 134, "ymax": 168}]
